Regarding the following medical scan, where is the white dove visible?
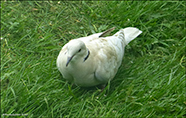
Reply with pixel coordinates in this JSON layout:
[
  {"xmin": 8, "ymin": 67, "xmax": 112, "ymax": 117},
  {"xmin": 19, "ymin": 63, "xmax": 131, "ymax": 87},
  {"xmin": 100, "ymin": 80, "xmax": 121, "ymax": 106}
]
[{"xmin": 57, "ymin": 27, "xmax": 142, "ymax": 87}]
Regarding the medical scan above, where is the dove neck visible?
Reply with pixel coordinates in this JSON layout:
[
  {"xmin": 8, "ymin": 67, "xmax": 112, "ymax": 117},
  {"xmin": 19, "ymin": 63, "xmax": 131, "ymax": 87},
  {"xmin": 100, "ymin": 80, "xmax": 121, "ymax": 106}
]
[{"xmin": 84, "ymin": 49, "xmax": 90, "ymax": 62}]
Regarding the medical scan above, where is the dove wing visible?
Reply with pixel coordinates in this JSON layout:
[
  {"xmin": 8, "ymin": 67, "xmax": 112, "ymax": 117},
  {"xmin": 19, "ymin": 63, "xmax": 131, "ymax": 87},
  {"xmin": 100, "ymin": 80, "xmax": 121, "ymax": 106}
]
[
  {"xmin": 86, "ymin": 36, "xmax": 124, "ymax": 84},
  {"xmin": 92, "ymin": 27, "xmax": 142, "ymax": 84}
]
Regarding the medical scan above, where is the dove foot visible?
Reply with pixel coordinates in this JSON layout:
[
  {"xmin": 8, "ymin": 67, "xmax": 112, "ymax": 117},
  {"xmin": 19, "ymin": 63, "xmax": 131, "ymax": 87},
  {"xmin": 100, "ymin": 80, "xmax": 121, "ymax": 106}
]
[{"xmin": 97, "ymin": 84, "xmax": 106, "ymax": 91}]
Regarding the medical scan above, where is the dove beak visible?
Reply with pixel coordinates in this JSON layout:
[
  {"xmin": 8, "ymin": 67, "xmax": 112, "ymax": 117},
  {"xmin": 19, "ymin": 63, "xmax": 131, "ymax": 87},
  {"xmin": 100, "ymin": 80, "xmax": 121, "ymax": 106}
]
[{"xmin": 66, "ymin": 56, "xmax": 73, "ymax": 67}]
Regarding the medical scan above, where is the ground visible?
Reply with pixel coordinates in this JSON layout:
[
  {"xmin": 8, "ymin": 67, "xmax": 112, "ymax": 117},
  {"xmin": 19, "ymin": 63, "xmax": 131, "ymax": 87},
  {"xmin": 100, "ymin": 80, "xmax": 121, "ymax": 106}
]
[{"xmin": 1, "ymin": 1, "xmax": 186, "ymax": 117}]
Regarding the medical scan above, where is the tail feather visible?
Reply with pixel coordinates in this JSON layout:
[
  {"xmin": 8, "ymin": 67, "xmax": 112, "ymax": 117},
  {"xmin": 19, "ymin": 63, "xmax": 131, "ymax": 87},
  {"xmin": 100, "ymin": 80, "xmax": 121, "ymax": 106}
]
[{"xmin": 115, "ymin": 27, "xmax": 142, "ymax": 45}]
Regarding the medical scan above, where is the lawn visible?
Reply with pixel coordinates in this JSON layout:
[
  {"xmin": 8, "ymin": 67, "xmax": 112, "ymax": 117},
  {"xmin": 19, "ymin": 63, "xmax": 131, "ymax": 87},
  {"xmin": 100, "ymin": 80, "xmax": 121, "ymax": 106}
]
[{"xmin": 1, "ymin": 1, "xmax": 186, "ymax": 117}]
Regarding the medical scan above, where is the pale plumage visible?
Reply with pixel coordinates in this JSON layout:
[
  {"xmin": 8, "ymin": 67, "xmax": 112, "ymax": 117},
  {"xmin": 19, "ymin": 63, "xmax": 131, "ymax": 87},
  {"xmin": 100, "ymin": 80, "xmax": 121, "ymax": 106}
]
[{"xmin": 57, "ymin": 27, "xmax": 142, "ymax": 87}]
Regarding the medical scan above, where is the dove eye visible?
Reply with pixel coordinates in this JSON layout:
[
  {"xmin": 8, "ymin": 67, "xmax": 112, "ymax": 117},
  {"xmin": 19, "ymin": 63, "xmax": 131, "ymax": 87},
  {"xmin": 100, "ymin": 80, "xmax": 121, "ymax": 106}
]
[{"xmin": 78, "ymin": 49, "xmax": 81, "ymax": 52}]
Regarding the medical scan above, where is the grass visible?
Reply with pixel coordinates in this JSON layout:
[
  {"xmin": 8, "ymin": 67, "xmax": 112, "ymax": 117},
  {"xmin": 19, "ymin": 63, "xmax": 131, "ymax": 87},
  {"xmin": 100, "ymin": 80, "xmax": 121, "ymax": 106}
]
[{"xmin": 1, "ymin": 1, "xmax": 186, "ymax": 117}]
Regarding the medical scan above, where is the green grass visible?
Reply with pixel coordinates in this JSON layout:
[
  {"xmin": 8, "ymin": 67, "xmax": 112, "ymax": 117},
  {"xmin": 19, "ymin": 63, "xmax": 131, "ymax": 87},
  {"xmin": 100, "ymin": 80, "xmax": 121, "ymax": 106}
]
[{"xmin": 1, "ymin": 1, "xmax": 186, "ymax": 117}]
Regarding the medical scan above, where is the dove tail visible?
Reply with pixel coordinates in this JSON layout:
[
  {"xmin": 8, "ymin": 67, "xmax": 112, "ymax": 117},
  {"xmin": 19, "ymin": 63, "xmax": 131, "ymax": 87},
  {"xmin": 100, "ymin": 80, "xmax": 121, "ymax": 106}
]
[{"xmin": 115, "ymin": 27, "xmax": 142, "ymax": 45}]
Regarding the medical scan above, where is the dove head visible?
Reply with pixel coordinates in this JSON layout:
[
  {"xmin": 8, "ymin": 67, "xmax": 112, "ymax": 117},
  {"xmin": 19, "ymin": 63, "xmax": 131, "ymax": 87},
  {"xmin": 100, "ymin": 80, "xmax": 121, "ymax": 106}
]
[{"xmin": 66, "ymin": 40, "xmax": 87, "ymax": 67}]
